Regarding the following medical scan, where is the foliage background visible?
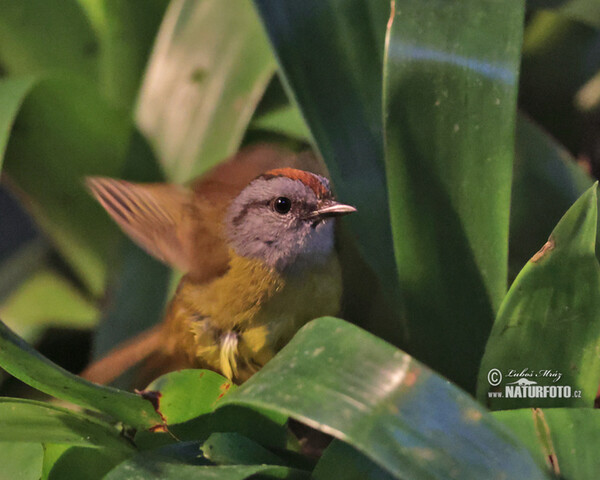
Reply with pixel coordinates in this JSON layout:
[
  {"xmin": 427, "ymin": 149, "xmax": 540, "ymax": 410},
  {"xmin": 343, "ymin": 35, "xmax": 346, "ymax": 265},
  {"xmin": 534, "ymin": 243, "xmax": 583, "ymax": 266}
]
[{"xmin": 0, "ymin": 0, "xmax": 599, "ymax": 478}]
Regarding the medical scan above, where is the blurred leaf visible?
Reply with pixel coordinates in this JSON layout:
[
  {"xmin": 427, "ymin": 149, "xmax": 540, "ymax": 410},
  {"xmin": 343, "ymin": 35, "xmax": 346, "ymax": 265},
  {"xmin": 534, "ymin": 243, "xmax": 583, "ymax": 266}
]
[
  {"xmin": 145, "ymin": 369, "xmax": 235, "ymax": 424},
  {"xmin": 250, "ymin": 104, "xmax": 311, "ymax": 142},
  {"xmin": 478, "ymin": 184, "xmax": 600, "ymax": 408},
  {"xmin": 0, "ymin": 0, "xmax": 98, "ymax": 81},
  {"xmin": 528, "ymin": 0, "xmax": 600, "ymax": 28},
  {"xmin": 383, "ymin": 0, "xmax": 525, "ymax": 391},
  {"xmin": 0, "ymin": 75, "xmax": 37, "ymax": 169},
  {"xmin": 3, "ymin": 76, "xmax": 131, "ymax": 295},
  {"xmin": 221, "ymin": 318, "xmax": 548, "ymax": 480},
  {"xmin": 0, "ymin": 398, "xmax": 133, "ymax": 451},
  {"xmin": 0, "ymin": 239, "xmax": 49, "ymax": 305},
  {"xmin": 314, "ymin": 440, "xmax": 395, "ymax": 480},
  {"xmin": 520, "ymin": 12, "xmax": 600, "ymax": 152},
  {"xmin": 136, "ymin": 0, "xmax": 276, "ymax": 182},
  {"xmin": 200, "ymin": 432, "xmax": 285, "ymax": 466},
  {"xmin": 0, "ymin": 317, "xmax": 162, "ymax": 429},
  {"xmin": 510, "ymin": 116, "xmax": 592, "ymax": 279},
  {"xmin": 1, "ymin": 268, "xmax": 99, "ymax": 343},
  {"xmin": 43, "ymin": 445, "xmax": 130, "ymax": 480},
  {"xmin": 0, "ymin": 442, "xmax": 43, "ymax": 480},
  {"xmin": 495, "ymin": 408, "xmax": 600, "ymax": 480},
  {"xmin": 76, "ymin": 0, "xmax": 168, "ymax": 108}
]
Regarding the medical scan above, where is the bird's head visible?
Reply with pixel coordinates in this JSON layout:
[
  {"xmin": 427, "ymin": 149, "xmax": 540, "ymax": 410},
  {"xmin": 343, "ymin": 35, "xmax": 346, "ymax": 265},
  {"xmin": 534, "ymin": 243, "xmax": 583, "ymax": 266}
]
[{"xmin": 225, "ymin": 168, "xmax": 356, "ymax": 271}]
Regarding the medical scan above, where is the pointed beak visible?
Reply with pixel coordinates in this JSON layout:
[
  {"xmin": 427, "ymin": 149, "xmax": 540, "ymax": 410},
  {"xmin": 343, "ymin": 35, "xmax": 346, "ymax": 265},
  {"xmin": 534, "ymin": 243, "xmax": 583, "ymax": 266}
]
[{"xmin": 309, "ymin": 200, "xmax": 357, "ymax": 219}]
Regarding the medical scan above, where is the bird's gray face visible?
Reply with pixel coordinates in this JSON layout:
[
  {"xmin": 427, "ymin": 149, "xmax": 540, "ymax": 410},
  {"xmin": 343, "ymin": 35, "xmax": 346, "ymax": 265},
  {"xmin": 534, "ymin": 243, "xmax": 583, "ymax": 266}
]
[{"xmin": 225, "ymin": 173, "xmax": 355, "ymax": 272}]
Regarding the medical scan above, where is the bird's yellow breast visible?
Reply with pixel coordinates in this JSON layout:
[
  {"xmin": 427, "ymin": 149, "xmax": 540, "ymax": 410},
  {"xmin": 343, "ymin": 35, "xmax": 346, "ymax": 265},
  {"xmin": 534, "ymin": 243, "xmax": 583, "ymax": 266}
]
[{"xmin": 164, "ymin": 251, "xmax": 342, "ymax": 382}]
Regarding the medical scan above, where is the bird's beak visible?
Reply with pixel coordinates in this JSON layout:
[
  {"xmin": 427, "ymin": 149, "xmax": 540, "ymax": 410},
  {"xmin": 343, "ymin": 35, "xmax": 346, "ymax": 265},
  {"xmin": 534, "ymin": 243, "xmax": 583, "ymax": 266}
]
[{"xmin": 309, "ymin": 200, "xmax": 357, "ymax": 219}]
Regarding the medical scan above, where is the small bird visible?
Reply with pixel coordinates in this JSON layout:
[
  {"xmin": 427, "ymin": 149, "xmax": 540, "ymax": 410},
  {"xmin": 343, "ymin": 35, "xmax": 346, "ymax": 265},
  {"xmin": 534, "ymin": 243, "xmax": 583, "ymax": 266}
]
[{"xmin": 81, "ymin": 145, "xmax": 356, "ymax": 385}]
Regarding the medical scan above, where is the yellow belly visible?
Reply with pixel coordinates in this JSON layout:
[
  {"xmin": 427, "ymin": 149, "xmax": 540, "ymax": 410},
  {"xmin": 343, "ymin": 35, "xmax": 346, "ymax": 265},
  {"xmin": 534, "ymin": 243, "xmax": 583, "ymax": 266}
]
[{"xmin": 164, "ymin": 252, "xmax": 342, "ymax": 382}]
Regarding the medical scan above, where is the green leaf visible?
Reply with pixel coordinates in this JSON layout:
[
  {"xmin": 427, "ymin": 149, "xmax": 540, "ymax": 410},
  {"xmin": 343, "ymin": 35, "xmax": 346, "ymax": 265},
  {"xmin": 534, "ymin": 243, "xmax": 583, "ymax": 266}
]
[
  {"xmin": 520, "ymin": 12, "xmax": 599, "ymax": 152},
  {"xmin": 383, "ymin": 0, "xmax": 525, "ymax": 392},
  {"xmin": 200, "ymin": 432, "xmax": 285, "ymax": 466},
  {"xmin": 144, "ymin": 370, "xmax": 235, "ymax": 423},
  {"xmin": 253, "ymin": 1, "xmax": 403, "ymax": 344},
  {"xmin": 0, "ymin": 398, "xmax": 133, "ymax": 451},
  {"xmin": 220, "ymin": 317, "xmax": 549, "ymax": 480},
  {"xmin": 528, "ymin": 0, "xmax": 600, "ymax": 28},
  {"xmin": 0, "ymin": 317, "xmax": 162, "ymax": 429},
  {"xmin": 495, "ymin": 408, "xmax": 600, "ymax": 480},
  {"xmin": 0, "ymin": 442, "xmax": 43, "ymax": 480},
  {"xmin": 510, "ymin": 116, "xmax": 592, "ymax": 279},
  {"xmin": 1, "ymin": 268, "xmax": 99, "ymax": 343},
  {"xmin": 0, "ymin": 75, "xmax": 37, "ymax": 169},
  {"xmin": 105, "ymin": 443, "xmax": 308, "ymax": 480},
  {"xmin": 478, "ymin": 184, "xmax": 600, "ymax": 408},
  {"xmin": 3, "ymin": 76, "xmax": 131, "ymax": 295},
  {"xmin": 76, "ymin": 0, "xmax": 168, "ymax": 108},
  {"xmin": 136, "ymin": 0, "xmax": 276, "ymax": 182},
  {"xmin": 0, "ymin": 0, "xmax": 98, "ymax": 81},
  {"xmin": 43, "ymin": 445, "xmax": 131, "ymax": 480},
  {"xmin": 314, "ymin": 440, "xmax": 395, "ymax": 480}
]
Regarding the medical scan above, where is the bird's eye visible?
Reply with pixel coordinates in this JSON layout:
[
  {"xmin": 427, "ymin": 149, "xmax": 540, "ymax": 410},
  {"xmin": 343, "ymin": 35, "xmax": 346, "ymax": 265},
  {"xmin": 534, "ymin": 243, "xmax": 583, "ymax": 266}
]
[{"xmin": 273, "ymin": 196, "xmax": 292, "ymax": 214}]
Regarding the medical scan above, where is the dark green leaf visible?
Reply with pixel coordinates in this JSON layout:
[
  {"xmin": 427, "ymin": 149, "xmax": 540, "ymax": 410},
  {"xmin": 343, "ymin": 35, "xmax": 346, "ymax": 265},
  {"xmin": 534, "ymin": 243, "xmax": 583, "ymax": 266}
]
[
  {"xmin": 0, "ymin": 442, "xmax": 43, "ymax": 480},
  {"xmin": 200, "ymin": 432, "xmax": 285, "ymax": 466},
  {"xmin": 254, "ymin": 0, "xmax": 403, "ymax": 346},
  {"xmin": 495, "ymin": 408, "xmax": 600, "ymax": 480},
  {"xmin": 314, "ymin": 440, "xmax": 395, "ymax": 480},
  {"xmin": 510, "ymin": 116, "xmax": 592, "ymax": 279},
  {"xmin": 43, "ymin": 445, "xmax": 131, "ymax": 480},
  {"xmin": 0, "ymin": 75, "xmax": 37, "ymax": 169},
  {"xmin": 136, "ymin": 0, "xmax": 276, "ymax": 182},
  {"xmin": 383, "ymin": 0, "xmax": 525, "ymax": 391},
  {"xmin": 0, "ymin": 317, "xmax": 162, "ymax": 429},
  {"xmin": 478, "ymin": 184, "xmax": 600, "ymax": 408},
  {"xmin": 0, "ymin": 398, "xmax": 133, "ymax": 450},
  {"xmin": 221, "ymin": 318, "xmax": 549, "ymax": 480}
]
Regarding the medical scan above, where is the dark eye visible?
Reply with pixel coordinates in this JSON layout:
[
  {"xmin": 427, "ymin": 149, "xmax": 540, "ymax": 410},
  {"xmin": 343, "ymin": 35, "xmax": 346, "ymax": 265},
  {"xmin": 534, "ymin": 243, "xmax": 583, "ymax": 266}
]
[{"xmin": 273, "ymin": 196, "xmax": 292, "ymax": 214}]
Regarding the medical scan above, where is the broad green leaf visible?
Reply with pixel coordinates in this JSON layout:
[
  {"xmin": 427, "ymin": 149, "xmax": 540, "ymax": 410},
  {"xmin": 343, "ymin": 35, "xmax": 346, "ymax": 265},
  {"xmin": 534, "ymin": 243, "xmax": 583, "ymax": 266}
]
[
  {"xmin": 0, "ymin": 239, "xmax": 49, "ymax": 306},
  {"xmin": 250, "ymin": 104, "xmax": 311, "ymax": 142},
  {"xmin": 43, "ymin": 445, "xmax": 131, "ymax": 480},
  {"xmin": 510, "ymin": 116, "xmax": 592, "ymax": 279},
  {"xmin": 253, "ymin": 1, "xmax": 403, "ymax": 345},
  {"xmin": 1, "ymin": 268, "xmax": 99, "ymax": 343},
  {"xmin": 478, "ymin": 184, "xmax": 600, "ymax": 408},
  {"xmin": 145, "ymin": 369, "xmax": 235, "ymax": 424},
  {"xmin": 495, "ymin": 408, "xmax": 600, "ymax": 480},
  {"xmin": 0, "ymin": 442, "xmax": 43, "ymax": 480},
  {"xmin": 520, "ymin": 12, "xmax": 599, "ymax": 152},
  {"xmin": 136, "ymin": 0, "xmax": 276, "ymax": 182},
  {"xmin": 0, "ymin": 398, "xmax": 133, "ymax": 451},
  {"xmin": 221, "ymin": 318, "xmax": 549, "ymax": 480},
  {"xmin": 0, "ymin": 0, "xmax": 98, "ymax": 81},
  {"xmin": 314, "ymin": 440, "xmax": 395, "ymax": 480},
  {"xmin": 0, "ymin": 75, "xmax": 37, "ymax": 169},
  {"xmin": 383, "ymin": 0, "xmax": 525, "ymax": 392},
  {"xmin": 0, "ymin": 317, "xmax": 162, "ymax": 429},
  {"xmin": 200, "ymin": 432, "xmax": 285, "ymax": 466},
  {"xmin": 528, "ymin": 0, "xmax": 600, "ymax": 28},
  {"xmin": 3, "ymin": 76, "xmax": 131, "ymax": 295},
  {"xmin": 76, "ymin": 0, "xmax": 168, "ymax": 108}
]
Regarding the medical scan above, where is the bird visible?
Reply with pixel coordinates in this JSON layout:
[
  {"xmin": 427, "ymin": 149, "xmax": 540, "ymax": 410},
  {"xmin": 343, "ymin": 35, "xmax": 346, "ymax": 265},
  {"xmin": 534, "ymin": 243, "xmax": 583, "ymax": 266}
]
[{"xmin": 81, "ymin": 144, "xmax": 356, "ymax": 386}]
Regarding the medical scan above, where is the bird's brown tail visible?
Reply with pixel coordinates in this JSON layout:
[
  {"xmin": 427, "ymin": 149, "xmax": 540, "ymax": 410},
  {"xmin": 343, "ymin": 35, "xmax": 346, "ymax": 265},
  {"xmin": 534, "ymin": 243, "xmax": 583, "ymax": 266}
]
[{"xmin": 80, "ymin": 324, "xmax": 165, "ymax": 385}]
